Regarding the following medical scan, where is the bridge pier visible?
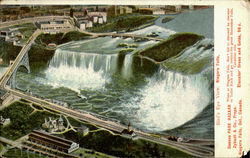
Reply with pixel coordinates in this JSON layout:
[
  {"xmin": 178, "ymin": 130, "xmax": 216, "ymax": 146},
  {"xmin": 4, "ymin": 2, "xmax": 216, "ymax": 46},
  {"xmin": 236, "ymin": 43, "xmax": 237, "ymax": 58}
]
[{"xmin": 7, "ymin": 53, "xmax": 30, "ymax": 89}]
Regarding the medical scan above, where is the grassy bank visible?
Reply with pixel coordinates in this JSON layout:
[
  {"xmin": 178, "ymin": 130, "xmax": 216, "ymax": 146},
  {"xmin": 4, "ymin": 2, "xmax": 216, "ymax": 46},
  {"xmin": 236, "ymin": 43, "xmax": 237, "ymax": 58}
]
[
  {"xmin": 136, "ymin": 32, "xmax": 204, "ymax": 62},
  {"xmin": 88, "ymin": 15, "xmax": 158, "ymax": 33}
]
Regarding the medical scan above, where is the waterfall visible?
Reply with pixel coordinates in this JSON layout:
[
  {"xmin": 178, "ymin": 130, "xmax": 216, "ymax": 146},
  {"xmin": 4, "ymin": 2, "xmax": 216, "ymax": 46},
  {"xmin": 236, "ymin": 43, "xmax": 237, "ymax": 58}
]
[
  {"xmin": 122, "ymin": 69, "xmax": 212, "ymax": 131},
  {"xmin": 120, "ymin": 38, "xmax": 214, "ymax": 131},
  {"xmin": 122, "ymin": 54, "xmax": 133, "ymax": 79},
  {"xmin": 39, "ymin": 49, "xmax": 119, "ymax": 92}
]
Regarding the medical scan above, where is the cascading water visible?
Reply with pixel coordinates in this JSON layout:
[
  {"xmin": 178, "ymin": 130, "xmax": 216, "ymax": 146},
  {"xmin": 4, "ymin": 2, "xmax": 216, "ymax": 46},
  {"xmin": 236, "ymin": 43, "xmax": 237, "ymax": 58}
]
[
  {"xmin": 122, "ymin": 69, "xmax": 211, "ymax": 131},
  {"xmin": 119, "ymin": 38, "xmax": 214, "ymax": 132},
  {"xmin": 122, "ymin": 54, "xmax": 133, "ymax": 79},
  {"xmin": 37, "ymin": 49, "xmax": 119, "ymax": 92}
]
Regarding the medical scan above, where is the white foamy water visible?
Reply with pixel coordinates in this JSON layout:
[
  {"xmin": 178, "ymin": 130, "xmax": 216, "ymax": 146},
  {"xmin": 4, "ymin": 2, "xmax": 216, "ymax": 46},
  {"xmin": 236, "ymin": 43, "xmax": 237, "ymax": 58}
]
[
  {"xmin": 37, "ymin": 49, "xmax": 119, "ymax": 92},
  {"xmin": 130, "ymin": 25, "xmax": 176, "ymax": 38},
  {"xmin": 123, "ymin": 69, "xmax": 211, "ymax": 131}
]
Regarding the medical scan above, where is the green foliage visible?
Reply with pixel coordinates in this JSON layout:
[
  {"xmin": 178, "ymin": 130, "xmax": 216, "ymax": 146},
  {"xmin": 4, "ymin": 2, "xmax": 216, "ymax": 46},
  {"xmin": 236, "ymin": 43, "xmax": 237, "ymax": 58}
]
[
  {"xmin": 119, "ymin": 48, "xmax": 134, "ymax": 55},
  {"xmin": 61, "ymin": 31, "xmax": 90, "ymax": 43},
  {"xmin": 0, "ymin": 143, "xmax": 3, "ymax": 152},
  {"xmin": 0, "ymin": 102, "xmax": 57, "ymax": 140},
  {"xmin": 28, "ymin": 44, "xmax": 54, "ymax": 72},
  {"xmin": 161, "ymin": 16, "xmax": 174, "ymax": 23},
  {"xmin": 117, "ymin": 43, "xmax": 129, "ymax": 47},
  {"xmin": 62, "ymin": 130, "xmax": 192, "ymax": 157},
  {"xmin": 0, "ymin": 41, "xmax": 21, "ymax": 64},
  {"xmin": 117, "ymin": 43, "xmax": 138, "ymax": 48},
  {"xmin": 137, "ymin": 32, "xmax": 204, "ymax": 62},
  {"xmin": 35, "ymin": 31, "xmax": 90, "ymax": 46},
  {"xmin": 89, "ymin": 15, "xmax": 158, "ymax": 32}
]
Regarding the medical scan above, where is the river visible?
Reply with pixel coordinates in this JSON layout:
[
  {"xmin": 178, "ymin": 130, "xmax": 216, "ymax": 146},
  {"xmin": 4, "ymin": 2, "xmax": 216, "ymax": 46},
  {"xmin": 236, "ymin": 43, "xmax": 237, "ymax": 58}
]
[{"xmin": 14, "ymin": 8, "xmax": 214, "ymax": 139}]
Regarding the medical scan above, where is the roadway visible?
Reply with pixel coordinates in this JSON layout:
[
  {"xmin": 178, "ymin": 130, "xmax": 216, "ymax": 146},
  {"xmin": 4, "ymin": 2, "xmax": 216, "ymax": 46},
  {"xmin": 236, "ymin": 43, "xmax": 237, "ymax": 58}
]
[
  {"xmin": 5, "ymin": 87, "xmax": 214, "ymax": 157},
  {"xmin": 1, "ymin": 16, "xmax": 163, "ymax": 41},
  {"xmin": 0, "ymin": 27, "xmax": 213, "ymax": 157}
]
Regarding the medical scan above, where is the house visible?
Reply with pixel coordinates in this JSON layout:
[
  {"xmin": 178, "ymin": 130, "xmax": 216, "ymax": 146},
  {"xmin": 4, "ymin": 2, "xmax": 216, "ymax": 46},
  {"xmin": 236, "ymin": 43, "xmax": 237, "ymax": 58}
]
[{"xmin": 28, "ymin": 130, "xmax": 79, "ymax": 153}]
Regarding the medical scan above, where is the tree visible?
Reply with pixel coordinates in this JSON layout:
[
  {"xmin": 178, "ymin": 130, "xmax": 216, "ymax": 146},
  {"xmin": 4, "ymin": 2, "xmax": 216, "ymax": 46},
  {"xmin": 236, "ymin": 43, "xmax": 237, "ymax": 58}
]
[{"xmin": 70, "ymin": 8, "xmax": 74, "ymax": 17}]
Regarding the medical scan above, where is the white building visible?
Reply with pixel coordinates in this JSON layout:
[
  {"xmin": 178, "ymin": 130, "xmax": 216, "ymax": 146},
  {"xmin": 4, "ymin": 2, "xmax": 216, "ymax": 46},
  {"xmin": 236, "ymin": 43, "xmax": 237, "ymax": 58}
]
[
  {"xmin": 98, "ymin": 17, "xmax": 103, "ymax": 24},
  {"xmin": 80, "ymin": 22, "xmax": 87, "ymax": 30},
  {"xmin": 87, "ymin": 21, "xmax": 93, "ymax": 28},
  {"xmin": 88, "ymin": 12, "xmax": 107, "ymax": 23},
  {"xmin": 37, "ymin": 20, "xmax": 72, "ymax": 33},
  {"xmin": 93, "ymin": 16, "xmax": 98, "ymax": 23}
]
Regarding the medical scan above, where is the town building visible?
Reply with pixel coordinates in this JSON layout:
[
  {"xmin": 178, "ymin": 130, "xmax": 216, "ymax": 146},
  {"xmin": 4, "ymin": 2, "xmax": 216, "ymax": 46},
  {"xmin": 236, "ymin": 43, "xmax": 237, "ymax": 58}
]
[
  {"xmin": 138, "ymin": 8, "xmax": 154, "ymax": 14},
  {"xmin": 36, "ymin": 19, "xmax": 72, "ymax": 33},
  {"xmin": 28, "ymin": 130, "xmax": 79, "ymax": 153},
  {"xmin": 42, "ymin": 115, "xmax": 65, "ymax": 133},
  {"xmin": 118, "ymin": 6, "xmax": 133, "ymax": 14},
  {"xmin": 153, "ymin": 9, "xmax": 166, "ymax": 15},
  {"xmin": 88, "ymin": 12, "xmax": 107, "ymax": 23}
]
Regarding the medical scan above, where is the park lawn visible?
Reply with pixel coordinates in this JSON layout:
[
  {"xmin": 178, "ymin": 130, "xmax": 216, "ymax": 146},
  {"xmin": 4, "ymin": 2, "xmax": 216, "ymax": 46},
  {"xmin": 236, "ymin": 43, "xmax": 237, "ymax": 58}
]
[{"xmin": 0, "ymin": 101, "xmax": 57, "ymax": 140}]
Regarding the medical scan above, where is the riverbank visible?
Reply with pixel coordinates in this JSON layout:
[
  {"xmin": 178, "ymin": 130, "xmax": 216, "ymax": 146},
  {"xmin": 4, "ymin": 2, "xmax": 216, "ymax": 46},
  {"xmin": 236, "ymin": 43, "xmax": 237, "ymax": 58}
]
[{"xmin": 88, "ymin": 14, "xmax": 159, "ymax": 33}]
